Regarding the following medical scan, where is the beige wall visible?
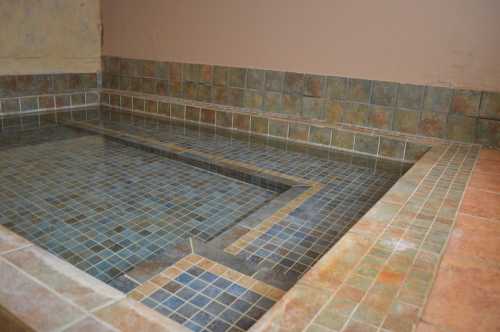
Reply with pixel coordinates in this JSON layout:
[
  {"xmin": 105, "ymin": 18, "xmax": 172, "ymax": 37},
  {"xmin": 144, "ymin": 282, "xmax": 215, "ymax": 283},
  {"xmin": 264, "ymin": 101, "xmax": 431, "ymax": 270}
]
[
  {"xmin": 102, "ymin": 0, "xmax": 500, "ymax": 92},
  {"xmin": 0, "ymin": 0, "xmax": 101, "ymax": 75}
]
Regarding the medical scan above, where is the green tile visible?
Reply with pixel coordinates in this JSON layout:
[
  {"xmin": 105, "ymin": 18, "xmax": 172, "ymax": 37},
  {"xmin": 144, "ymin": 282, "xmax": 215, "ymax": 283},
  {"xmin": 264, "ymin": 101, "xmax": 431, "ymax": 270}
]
[
  {"xmin": 288, "ymin": 123, "xmax": 309, "ymax": 141},
  {"xmin": 197, "ymin": 84, "xmax": 212, "ymax": 102},
  {"xmin": 397, "ymin": 84, "xmax": 425, "ymax": 110},
  {"xmin": 251, "ymin": 116, "xmax": 268, "ymax": 134},
  {"xmin": 213, "ymin": 66, "xmax": 229, "ymax": 86},
  {"xmin": 185, "ymin": 106, "xmax": 200, "ymax": 122},
  {"xmin": 304, "ymin": 74, "xmax": 325, "ymax": 97},
  {"xmin": 332, "ymin": 129, "xmax": 354, "ymax": 149},
  {"xmin": 451, "ymin": 89, "xmax": 481, "ymax": 115},
  {"xmin": 171, "ymin": 104, "xmax": 185, "ymax": 119},
  {"xmin": 302, "ymin": 97, "xmax": 325, "ymax": 119},
  {"xmin": 354, "ymin": 134, "xmax": 379, "ymax": 154},
  {"xmin": 246, "ymin": 69, "xmax": 266, "ymax": 90},
  {"xmin": 423, "ymin": 86, "xmax": 452, "ymax": 112},
  {"xmin": 168, "ymin": 62, "xmax": 183, "ymax": 81},
  {"xmin": 265, "ymin": 70, "xmax": 284, "ymax": 92},
  {"xmin": 393, "ymin": 109, "xmax": 419, "ymax": 134},
  {"xmin": 213, "ymin": 86, "xmax": 228, "ymax": 105},
  {"xmin": 324, "ymin": 100, "xmax": 345, "ymax": 124},
  {"xmin": 141, "ymin": 78, "xmax": 155, "ymax": 94},
  {"xmin": 309, "ymin": 126, "xmax": 331, "ymax": 145},
  {"xmin": 183, "ymin": 63, "xmax": 200, "ymax": 82},
  {"xmin": 342, "ymin": 103, "xmax": 370, "ymax": 126},
  {"xmin": 479, "ymin": 92, "xmax": 500, "ymax": 120},
  {"xmin": 418, "ymin": 111, "xmax": 446, "ymax": 138},
  {"xmin": 348, "ymin": 78, "xmax": 371, "ymax": 103},
  {"xmin": 405, "ymin": 142, "xmax": 429, "ymax": 161},
  {"xmin": 155, "ymin": 62, "xmax": 169, "ymax": 79},
  {"xmin": 284, "ymin": 72, "xmax": 304, "ymax": 95},
  {"xmin": 282, "ymin": 94, "xmax": 302, "ymax": 115},
  {"xmin": 199, "ymin": 65, "xmax": 213, "ymax": 83},
  {"xmin": 477, "ymin": 119, "xmax": 500, "ymax": 148},
  {"xmin": 20, "ymin": 97, "xmax": 38, "ymax": 112},
  {"xmin": 372, "ymin": 81, "xmax": 398, "ymax": 106},
  {"xmin": 243, "ymin": 90, "xmax": 264, "ymax": 109},
  {"xmin": 269, "ymin": 120, "xmax": 288, "ymax": 137},
  {"xmin": 264, "ymin": 92, "xmax": 282, "ymax": 113},
  {"xmin": 369, "ymin": 106, "xmax": 394, "ymax": 130},
  {"xmin": 326, "ymin": 76, "xmax": 348, "ymax": 100},
  {"xmin": 229, "ymin": 68, "xmax": 247, "ymax": 88},
  {"xmin": 169, "ymin": 81, "xmax": 183, "ymax": 98},
  {"xmin": 379, "ymin": 138, "xmax": 405, "ymax": 159},
  {"xmin": 446, "ymin": 113, "xmax": 476, "ymax": 143},
  {"xmin": 183, "ymin": 81, "xmax": 198, "ymax": 99},
  {"xmin": 216, "ymin": 110, "xmax": 232, "ymax": 127},
  {"xmin": 227, "ymin": 88, "xmax": 244, "ymax": 107}
]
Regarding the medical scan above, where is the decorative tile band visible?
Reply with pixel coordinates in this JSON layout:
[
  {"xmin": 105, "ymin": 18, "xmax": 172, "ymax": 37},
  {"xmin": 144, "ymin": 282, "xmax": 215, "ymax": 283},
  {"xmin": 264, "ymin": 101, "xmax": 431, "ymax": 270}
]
[
  {"xmin": 100, "ymin": 90, "xmax": 433, "ymax": 163},
  {"xmin": 0, "ymin": 72, "xmax": 98, "ymax": 98},
  {"xmin": 102, "ymin": 56, "xmax": 500, "ymax": 148}
]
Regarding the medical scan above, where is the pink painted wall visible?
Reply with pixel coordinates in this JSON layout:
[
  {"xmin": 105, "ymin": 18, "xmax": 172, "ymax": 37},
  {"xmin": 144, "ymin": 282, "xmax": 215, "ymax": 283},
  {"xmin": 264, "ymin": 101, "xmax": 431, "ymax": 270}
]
[{"xmin": 101, "ymin": 0, "xmax": 500, "ymax": 92}]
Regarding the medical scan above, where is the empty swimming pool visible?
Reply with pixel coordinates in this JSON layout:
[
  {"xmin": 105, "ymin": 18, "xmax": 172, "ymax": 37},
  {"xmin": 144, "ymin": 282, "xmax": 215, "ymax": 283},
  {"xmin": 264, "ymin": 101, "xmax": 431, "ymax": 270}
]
[{"xmin": 0, "ymin": 110, "xmax": 411, "ymax": 332}]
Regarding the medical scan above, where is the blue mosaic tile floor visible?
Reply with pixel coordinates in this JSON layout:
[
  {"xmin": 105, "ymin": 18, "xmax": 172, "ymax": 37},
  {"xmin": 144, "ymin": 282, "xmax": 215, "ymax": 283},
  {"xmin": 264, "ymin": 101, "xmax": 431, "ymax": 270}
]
[
  {"xmin": 141, "ymin": 264, "xmax": 275, "ymax": 332},
  {"xmin": 0, "ymin": 127, "xmax": 275, "ymax": 283}
]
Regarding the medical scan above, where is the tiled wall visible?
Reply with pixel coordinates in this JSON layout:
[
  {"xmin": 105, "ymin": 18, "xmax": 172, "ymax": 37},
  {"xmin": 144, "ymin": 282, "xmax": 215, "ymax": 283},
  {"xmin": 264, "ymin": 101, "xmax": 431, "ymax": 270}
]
[
  {"xmin": 0, "ymin": 73, "xmax": 99, "ymax": 115},
  {"xmin": 102, "ymin": 56, "xmax": 500, "ymax": 148},
  {"xmin": 0, "ymin": 73, "xmax": 100, "ymax": 132}
]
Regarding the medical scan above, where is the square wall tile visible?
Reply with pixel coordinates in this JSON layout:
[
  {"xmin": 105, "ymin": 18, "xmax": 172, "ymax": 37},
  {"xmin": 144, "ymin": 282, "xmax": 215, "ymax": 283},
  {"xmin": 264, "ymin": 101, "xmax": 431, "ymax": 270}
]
[
  {"xmin": 251, "ymin": 116, "xmax": 268, "ymax": 134},
  {"xmin": 234, "ymin": 113, "xmax": 250, "ymax": 131},
  {"xmin": 265, "ymin": 71, "xmax": 284, "ymax": 92},
  {"xmin": 243, "ymin": 90, "xmax": 264, "ymax": 109},
  {"xmin": 288, "ymin": 123, "xmax": 309, "ymax": 141},
  {"xmin": 201, "ymin": 109, "xmax": 216, "ymax": 124},
  {"xmin": 418, "ymin": 111, "xmax": 446, "ymax": 138},
  {"xmin": 372, "ymin": 81, "xmax": 398, "ymax": 106},
  {"xmin": 304, "ymin": 75, "xmax": 325, "ymax": 97},
  {"xmin": 309, "ymin": 126, "xmax": 331, "ymax": 145},
  {"xmin": 393, "ymin": 109, "xmax": 419, "ymax": 134},
  {"xmin": 332, "ymin": 129, "xmax": 354, "ymax": 150},
  {"xmin": 451, "ymin": 90, "xmax": 481, "ymax": 115},
  {"xmin": 446, "ymin": 113, "xmax": 476, "ymax": 143},
  {"xmin": 200, "ymin": 65, "xmax": 213, "ymax": 83},
  {"xmin": 246, "ymin": 69, "xmax": 266, "ymax": 90},
  {"xmin": 302, "ymin": 97, "xmax": 325, "ymax": 120},
  {"xmin": 269, "ymin": 119, "xmax": 288, "ymax": 137},
  {"xmin": 342, "ymin": 103, "xmax": 370, "ymax": 126},
  {"xmin": 354, "ymin": 134, "xmax": 379, "ymax": 154},
  {"xmin": 397, "ymin": 84, "xmax": 425, "ymax": 110},
  {"xmin": 369, "ymin": 106, "xmax": 394, "ymax": 130},
  {"xmin": 169, "ymin": 63, "xmax": 183, "ymax": 81},
  {"xmin": 379, "ymin": 138, "xmax": 405, "ymax": 159},
  {"xmin": 324, "ymin": 100, "xmax": 345, "ymax": 124},
  {"xmin": 216, "ymin": 111, "xmax": 232, "ymax": 127},
  {"xmin": 183, "ymin": 63, "xmax": 201, "ymax": 82},
  {"xmin": 348, "ymin": 79, "xmax": 371, "ymax": 103},
  {"xmin": 284, "ymin": 72, "xmax": 305, "ymax": 95},
  {"xmin": 479, "ymin": 92, "xmax": 500, "ymax": 120},
  {"xmin": 229, "ymin": 68, "xmax": 247, "ymax": 88},
  {"xmin": 213, "ymin": 66, "xmax": 229, "ymax": 86},
  {"xmin": 282, "ymin": 94, "xmax": 302, "ymax": 116},
  {"xmin": 423, "ymin": 86, "xmax": 452, "ymax": 112},
  {"xmin": 326, "ymin": 76, "xmax": 348, "ymax": 100},
  {"xmin": 264, "ymin": 92, "xmax": 282, "ymax": 113},
  {"xmin": 477, "ymin": 119, "xmax": 500, "ymax": 148},
  {"xmin": 186, "ymin": 106, "xmax": 201, "ymax": 122},
  {"xmin": 405, "ymin": 142, "xmax": 429, "ymax": 161}
]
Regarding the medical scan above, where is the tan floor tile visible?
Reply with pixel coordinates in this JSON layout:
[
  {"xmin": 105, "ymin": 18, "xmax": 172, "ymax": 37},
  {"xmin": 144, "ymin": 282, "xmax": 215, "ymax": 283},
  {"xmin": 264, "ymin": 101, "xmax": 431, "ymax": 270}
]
[
  {"xmin": 62, "ymin": 316, "xmax": 117, "ymax": 332},
  {"xmin": 0, "ymin": 260, "xmax": 85, "ymax": 332}
]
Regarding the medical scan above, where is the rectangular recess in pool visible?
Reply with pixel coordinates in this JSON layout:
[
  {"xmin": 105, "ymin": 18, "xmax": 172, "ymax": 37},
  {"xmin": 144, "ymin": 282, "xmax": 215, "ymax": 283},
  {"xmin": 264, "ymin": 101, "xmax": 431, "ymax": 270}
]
[
  {"xmin": 0, "ymin": 110, "xmax": 412, "ymax": 332},
  {"xmin": 0, "ymin": 126, "xmax": 281, "ymax": 283}
]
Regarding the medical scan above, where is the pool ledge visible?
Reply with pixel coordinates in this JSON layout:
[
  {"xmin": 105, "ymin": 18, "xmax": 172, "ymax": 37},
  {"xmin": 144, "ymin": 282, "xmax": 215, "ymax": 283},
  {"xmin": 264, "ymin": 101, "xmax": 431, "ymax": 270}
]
[{"xmin": 0, "ymin": 142, "xmax": 480, "ymax": 331}]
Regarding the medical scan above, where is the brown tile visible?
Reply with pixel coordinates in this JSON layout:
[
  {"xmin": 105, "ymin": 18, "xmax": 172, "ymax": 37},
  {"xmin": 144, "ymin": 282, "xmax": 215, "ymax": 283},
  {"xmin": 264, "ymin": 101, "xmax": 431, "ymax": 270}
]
[
  {"xmin": 324, "ymin": 100, "xmax": 345, "ymax": 124},
  {"xmin": 480, "ymin": 149, "xmax": 500, "ymax": 162},
  {"xmin": 95, "ymin": 299, "xmax": 189, "ymax": 332},
  {"xmin": 200, "ymin": 109, "xmax": 215, "ymax": 124},
  {"xmin": 251, "ymin": 116, "xmax": 268, "ymax": 134},
  {"xmin": 233, "ymin": 113, "xmax": 250, "ymax": 131},
  {"xmin": 288, "ymin": 123, "xmax": 309, "ymax": 141},
  {"xmin": 422, "ymin": 255, "xmax": 500, "ymax": 332},
  {"xmin": 4, "ymin": 246, "xmax": 123, "ymax": 311},
  {"xmin": 446, "ymin": 213, "xmax": 500, "ymax": 263},
  {"xmin": 0, "ymin": 260, "xmax": 85, "ymax": 331},
  {"xmin": 475, "ymin": 158, "xmax": 500, "ymax": 175},
  {"xmin": 461, "ymin": 187, "xmax": 500, "ymax": 220},
  {"xmin": 469, "ymin": 170, "xmax": 500, "ymax": 193}
]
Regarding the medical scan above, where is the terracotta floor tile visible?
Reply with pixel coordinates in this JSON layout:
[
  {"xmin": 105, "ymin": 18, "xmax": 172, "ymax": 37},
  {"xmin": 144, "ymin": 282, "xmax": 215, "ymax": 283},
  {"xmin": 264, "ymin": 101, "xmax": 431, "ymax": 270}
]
[
  {"xmin": 479, "ymin": 149, "xmax": 500, "ymax": 162},
  {"xmin": 446, "ymin": 213, "xmax": 500, "ymax": 264},
  {"xmin": 422, "ymin": 256, "xmax": 500, "ymax": 332},
  {"xmin": 461, "ymin": 187, "xmax": 500, "ymax": 221},
  {"xmin": 469, "ymin": 170, "xmax": 500, "ymax": 193},
  {"xmin": 474, "ymin": 158, "xmax": 500, "ymax": 175}
]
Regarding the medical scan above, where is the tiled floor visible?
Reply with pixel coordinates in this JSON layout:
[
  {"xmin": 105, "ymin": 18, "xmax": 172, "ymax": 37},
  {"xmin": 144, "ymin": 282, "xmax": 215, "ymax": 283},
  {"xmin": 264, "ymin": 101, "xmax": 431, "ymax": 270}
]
[
  {"xmin": 0, "ymin": 127, "xmax": 275, "ymax": 283},
  {"xmin": 418, "ymin": 148, "xmax": 500, "ymax": 332}
]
